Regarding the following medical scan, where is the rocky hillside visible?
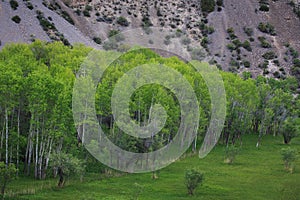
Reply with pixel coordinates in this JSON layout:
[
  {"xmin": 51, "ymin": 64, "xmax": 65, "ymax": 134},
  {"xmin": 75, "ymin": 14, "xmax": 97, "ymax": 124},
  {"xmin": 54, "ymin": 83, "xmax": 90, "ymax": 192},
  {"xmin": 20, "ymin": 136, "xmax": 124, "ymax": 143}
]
[{"xmin": 0, "ymin": 0, "xmax": 300, "ymax": 80}]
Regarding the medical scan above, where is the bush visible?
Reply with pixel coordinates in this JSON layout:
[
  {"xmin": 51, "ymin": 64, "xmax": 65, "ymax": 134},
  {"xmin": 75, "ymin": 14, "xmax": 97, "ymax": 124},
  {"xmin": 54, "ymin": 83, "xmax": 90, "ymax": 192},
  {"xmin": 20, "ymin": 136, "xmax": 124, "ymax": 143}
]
[
  {"xmin": 9, "ymin": 0, "xmax": 18, "ymax": 10},
  {"xmin": 116, "ymin": 16, "xmax": 129, "ymax": 26},
  {"xmin": 0, "ymin": 162, "xmax": 17, "ymax": 196},
  {"xmin": 281, "ymin": 147, "xmax": 298, "ymax": 173},
  {"xmin": 224, "ymin": 146, "xmax": 239, "ymax": 164},
  {"xmin": 201, "ymin": 0, "xmax": 215, "ymax": 13},
  {"xmin": 83, "ymin": 10, "xmax": 90, "ymax": 17},
  {"xmin": 262, "ymin": 51, "xmax": 276, "ymax": 60},
  {"xmin": 141, "ymin": 16, "xmax": 153, "ymax": 28},
  {"xmin": 242, "ymin": 40, "xmax": 252, "ymax": 51},
  {"xmin": 216, "ymin": 0, "xmax": 223, "ymax": 7},
  {"xmin": 93, "ymin": 37, "xmax": 102, "ymax": 44},
  {"xmin": 185, "ymin": 169, "xmax": 204, "ymax": 195},
  {"xmin": 201, "ymin": 37, "xmax": 209, "ymax": 48},
  {"xmin": 281, "ymin": 117, "xmax": 300, "ymax": 144},
  {"xmin": 191, "ymin": 48, "xmax": 206, "ymax": 61},
  {"xmin": 103, "ymin": 39, "xmax": 118, "ymax": 50},
  {"xmin": 259, "ymin": 4, "xmax": 269, "ymax": 12},
  {"xmin": 243, "ymin": 27, "xmax": 253, "ymax": 37},
  {"xmin": 85, "ymin": 5, "xmax": 93, "ymax": 11},
  {"xmin": 258, "ymin": 22, "xmax": 276, "ymax": 35},
  {"xmin": 243, "ymin": 60, "xmax": 251, "ymax": 68},
  {"xmin": 25, "ymin": 1, "xmax": 34, "ymax": 10},
  {"xmin": 11, "ymin": 15, "xmax": 21, "ymax": 24},
  {"xmin": 258, "ymin": 37, "xmax": 271, "ymax": 48},
  {"xmin": 227, "ymin": 27, "xmax": 237, "ymax": 39},
  {"xmin": 181, "ymin": 37, "xmax": 191, "ymax": 45}
]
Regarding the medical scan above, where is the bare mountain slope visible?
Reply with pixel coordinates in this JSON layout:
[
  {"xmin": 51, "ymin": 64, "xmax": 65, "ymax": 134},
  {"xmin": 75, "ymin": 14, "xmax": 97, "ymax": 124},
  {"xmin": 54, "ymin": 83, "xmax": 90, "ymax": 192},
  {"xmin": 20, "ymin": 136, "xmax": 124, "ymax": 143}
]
[{"xmin": 0, "ymin": 0, "xmax": 300, "ymax": 79}]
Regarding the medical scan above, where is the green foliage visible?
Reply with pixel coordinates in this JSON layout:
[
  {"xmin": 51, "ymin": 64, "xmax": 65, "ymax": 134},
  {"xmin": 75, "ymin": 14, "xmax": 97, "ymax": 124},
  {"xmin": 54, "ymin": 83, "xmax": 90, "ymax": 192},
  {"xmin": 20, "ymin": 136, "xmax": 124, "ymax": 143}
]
[
  {"xmin": 259, "ymin": 0, "xmax": 269, "ymax": 12},
  {"xmin": 242, "ymin": 40, "xmax": 252, "ymax": 51},
  {"xmin": 281, "ymin": 117, "xmax": 300, "ymax": 144},
  {"xmin": 9, "ymin": 0, "xmax": 18, "ymax": 10},
  {"xmin": 191, "ymin": 48, "xmax": 206, "ymax": 61},
  {"xmin": 185, "ymin": 169, "xmax": 204, "ymax": 195},
  {"xmin": 200, "ymin": 0, "xmax": 216, "ymax": 14},
  {"xmin": 83, "ymin": 9, "xmax": 90, "ymax": 17},
  {"xmin": 216, "ymin": 0, "xmax": 223, "ymax": 7},
  {"xmin": 0, "ymin": 162, "xmax": 17, "ymax": 196},
  {"xmin": 103, "ymin": 38, "xmax": 118, "ymax": 50},
  {"xmin": 243, "ymin": 27, "xmax": 253, "ymax": 37},
  {"xmin": 181, "ymin": 37, "xmax": 191, "ymax": 45},
  {"xmin": 141, "ymin": 16, "xmax": 153, "ymax": 28},
  {"xmin": 108, "ymin": 29, "xmax": 119, "ymax": 38},
  {"xmin": 258, "ymin": 22, "xmax": 276, "ymax": 35},
  {"xmin": 116, "ymin": 16, "xmax": 129, "ymax": 26},
  {"xmin": 258, "ymin": 36, "xmax": 271, "ymax": 48},
  {"xmin": 50, "ymin": 152, "xmax": 85, "ymax": 187},
  {"xmin": 281, "ymin": 147, "xmax": 298, "ymax": 173},
  {"xmin": 11, "ymin": 15, "xmax": 21, "ymax": 24},
  {"xmin": 224, "ymin": 146, "xmax": 239, "ymax": 164},
  {"xmin": 227, "ymin": 27, "xmax": 237, "ymax": 39},
  {"xmin": 92, "ymin": 37, "xmax": 102, "ymax": 44},
  {"xmin": 262, "ymin": 51, "xmax": 276, "ymax": 60}
]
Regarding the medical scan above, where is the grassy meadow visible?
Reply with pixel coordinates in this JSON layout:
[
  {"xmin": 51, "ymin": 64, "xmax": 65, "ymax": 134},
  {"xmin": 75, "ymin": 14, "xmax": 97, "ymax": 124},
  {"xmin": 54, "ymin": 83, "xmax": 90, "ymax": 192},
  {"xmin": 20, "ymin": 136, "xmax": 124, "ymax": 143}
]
[{"xmin": 4, "ymin": 135, "xmax": 300, "ymax": 200}]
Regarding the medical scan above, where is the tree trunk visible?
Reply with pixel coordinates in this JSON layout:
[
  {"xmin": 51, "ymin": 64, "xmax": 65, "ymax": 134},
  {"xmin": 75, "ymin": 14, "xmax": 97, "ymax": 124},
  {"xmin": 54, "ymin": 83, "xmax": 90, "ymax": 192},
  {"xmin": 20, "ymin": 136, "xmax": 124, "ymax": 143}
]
[
  {"xmin": 5, "ymin": 108, "xmax": 9, "ymax": 166},
  {"xmin": 58, "ymin": 168, "xmax": 64, "ymax": 187},
  {"xmin": 17, "ymin": 107, "xmax": 20, "ymax": 176}
]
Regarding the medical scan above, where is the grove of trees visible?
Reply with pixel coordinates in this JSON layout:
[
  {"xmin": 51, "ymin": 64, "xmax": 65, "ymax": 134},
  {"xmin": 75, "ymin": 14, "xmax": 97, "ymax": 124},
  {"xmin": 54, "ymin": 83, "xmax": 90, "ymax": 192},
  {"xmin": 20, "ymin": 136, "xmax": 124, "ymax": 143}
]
[{"xmin": 0, "ymin": 41, "xmax": 299, "ymax": 186}]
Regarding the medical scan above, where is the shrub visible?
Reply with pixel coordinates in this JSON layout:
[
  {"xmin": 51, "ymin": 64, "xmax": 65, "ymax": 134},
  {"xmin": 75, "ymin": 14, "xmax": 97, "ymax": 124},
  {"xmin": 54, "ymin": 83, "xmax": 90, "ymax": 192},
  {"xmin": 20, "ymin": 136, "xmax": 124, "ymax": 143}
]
[
  {"xmin": 224, "ymin": 146, "xmax": 239, "ymax": 164},
  {"xmin": 103, "ymin": 39, "xmax": 118, "ymax": 50},
  {"xmin": 25, "ymin": 1, "xmax": 34, "ymax": 10},
  {"xmin": 281, "ymin": 147, "xmax": 298, "ymax": 173},
  {"xmin": 201, "ymin": 37, "xmax": 209, "ymax": 48},
  {"xmin": 243, "ymin": 60, "xmax": 251, "ymax": 68},
  {"xmin": 181, "ymin": 37, "xmax": 191, "ymax": 45},
  {"xmin": 227, "ymin": 27, "xmax": 237, "ymax": 39},
  {"xmin": 0, "ymin": 162, "xmax": 17, "ymax": 196},
  {"xmin": 141, "ymin": 16, "xmax": 153, "ymax": 28},
  {"xmin": 191, "ymin": 48, "xmax": 206, "ymax": 61},
  {"xmin": 85, "ymin": 5, "xmax": 93, "ymax": 11},
  {"xmin": 93, "ymin": 37, "xmax": 102, "ymax": 44},
  {"xmin": 216, "ymin": 0, "xmax": 223, "ymax": 7},
  {"xmin": 9, "ymin": 0, "xmax": 18, "ymax": 10},
  {"xmin": 61, "ymin": 11, "xmax": 74, "ymax": 25},
  {"xmin": 258, "ymin": 22, "xmax": 276, "ymax": 35},
  {"xmin": 83, "ymin": 9, "xmax": 90, "ymax": 17},
  {"xmin": 259, "ymin": 4, "xmax": 269, "ymax": 12},
  {"xmin": 116, "ymin": 16, "xmax": 129, "ymax": 26},
  {"xmin": 242, "ymin": 40, "xmax": 252, "ymax": 51},
  {"xmin": 185, "ymin": 169, "xmax": 204, "ymax": 195},
  {"xmin": 227, "ymin": 43, "xmax": 236, "ymax": 51},
  {"xmin": 262, "ymin": 51, "xmax": 276, "ymax": 60},
  {"xmin": 258, "ymin": 36, "xmax": 271, "ymax": 48},
  {"xmin": 243, "ymin": 27, "xmax": 253, "ymax": 37},
  {"xmin": 281, "ymin": 117, "xmax": 300, "ymax": 144},
  {"xmin": 201, "ymin": 0, "xmax": 215, "ymax": 13},
  {"xmin": 108, "ymin": 30, "xmax": 119, "ymax": 38},
  {"xmin": 11, "ymin": 15, "xmax": 21, "ymax": 23}
]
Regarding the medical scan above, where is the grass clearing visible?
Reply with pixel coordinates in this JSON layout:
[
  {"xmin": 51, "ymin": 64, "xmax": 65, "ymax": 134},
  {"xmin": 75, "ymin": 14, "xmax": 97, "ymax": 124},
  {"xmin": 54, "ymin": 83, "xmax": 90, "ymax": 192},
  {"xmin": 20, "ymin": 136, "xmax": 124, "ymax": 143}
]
[{"xmin": 6, "ymin": 135, "xmax": 300, "ymax": 199}]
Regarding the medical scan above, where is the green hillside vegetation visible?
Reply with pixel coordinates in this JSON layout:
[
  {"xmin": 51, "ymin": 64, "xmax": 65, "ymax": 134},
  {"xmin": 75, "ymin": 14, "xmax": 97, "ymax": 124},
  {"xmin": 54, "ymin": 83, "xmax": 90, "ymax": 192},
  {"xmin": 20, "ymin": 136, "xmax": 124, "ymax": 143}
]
[{"xmin": 0, "ymin": 41, "xmax": 299, "ymax": 199}]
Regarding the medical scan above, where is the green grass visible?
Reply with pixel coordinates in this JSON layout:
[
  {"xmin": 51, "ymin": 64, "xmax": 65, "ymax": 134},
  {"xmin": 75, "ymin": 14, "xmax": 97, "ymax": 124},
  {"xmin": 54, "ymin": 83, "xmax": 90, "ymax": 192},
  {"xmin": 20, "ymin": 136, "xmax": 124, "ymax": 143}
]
[{"xmin": 6, "ymin": 135, "xmax": 300, "ymax": 199}]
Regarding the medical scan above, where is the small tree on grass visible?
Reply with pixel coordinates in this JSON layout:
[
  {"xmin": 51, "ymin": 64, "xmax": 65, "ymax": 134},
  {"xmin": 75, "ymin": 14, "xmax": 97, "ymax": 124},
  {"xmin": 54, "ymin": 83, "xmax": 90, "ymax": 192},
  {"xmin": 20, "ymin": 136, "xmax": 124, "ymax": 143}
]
[
  {"xmin": 224, "ymin": 146, "xmax": 239, "ymax": 164},
  {"xmin": 185, "ymin": 169, "xmax": 204, "ymax": 196},
  {"xmin": 0, "ymin": 162, "xmax": 17, "ymax": 197},
  {"xmin": 281, "ymin": 147, "xmax": 298, "ymax": 173},
  {"xmin": 50, "ymin": 152, "xmax": 85, "ymax": 187},
  {"xmin": 281, "ymin": 117, "xmax": 300, "ymax": 144}
]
